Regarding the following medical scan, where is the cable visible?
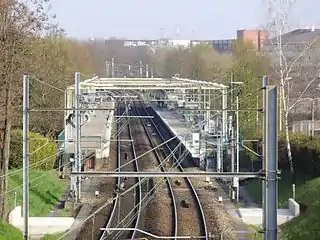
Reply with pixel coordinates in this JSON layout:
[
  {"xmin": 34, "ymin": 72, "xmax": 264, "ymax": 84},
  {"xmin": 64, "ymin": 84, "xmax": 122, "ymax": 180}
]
[
  {"xmin": 58, "ymin": 144, "xmax": 189, "ymax": 240},
  {"xmin": 29, "ymin": 75, "xmax": 65, "ymax": 93},
  {"xmin": 0, "ymin": 150, "xmax": 65, "ymax": 180},
  {"xmin": 1, "ymin": 152, "xmax": 89, "ymax": 199},
  {"xmin": 109, "ymin": 142, "xmax": 184, "ymax": 237},
  {"xmin": 186, "ymin": 87, "xmax": 263, "ymax": 131},
  {"xmin": 111, "ymin": 149, "xmax": 189, "ymax": 240}
]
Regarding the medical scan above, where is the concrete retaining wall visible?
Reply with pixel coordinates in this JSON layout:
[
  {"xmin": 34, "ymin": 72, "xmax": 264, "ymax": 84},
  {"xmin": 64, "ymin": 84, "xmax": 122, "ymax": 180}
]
[
  {"xmin": 237, "ymin": 198, "xmax": 300, "ymax": 226},
  {"xmin": 9, "ymin": 206, "xmax": 74, "ymax": 235},
  {"xmin": 288, "ymin": 198, "xmax": 300, "ymax": 216}
]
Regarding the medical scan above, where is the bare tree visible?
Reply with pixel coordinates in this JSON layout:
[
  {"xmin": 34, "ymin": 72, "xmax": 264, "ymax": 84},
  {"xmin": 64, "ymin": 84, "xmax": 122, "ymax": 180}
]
[
  {"xmin": 0, "ymin": 0, "xmax": 58, "ymax": 219},
  {"xmin": 265, "ymin": 0, "xmax": 320, "ymax": 198}
]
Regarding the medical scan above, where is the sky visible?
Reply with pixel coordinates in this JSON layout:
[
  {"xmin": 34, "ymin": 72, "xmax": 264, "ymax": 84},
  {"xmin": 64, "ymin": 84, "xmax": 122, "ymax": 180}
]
[{"xmin": 49, "ymin": 0, "xmax": 320, "ymax": 40}]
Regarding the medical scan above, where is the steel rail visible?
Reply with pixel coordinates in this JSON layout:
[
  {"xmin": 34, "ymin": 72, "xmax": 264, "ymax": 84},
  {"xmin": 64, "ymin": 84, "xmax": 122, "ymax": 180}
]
[
  {"xmin": 134, "ymin": 102, "xmax": 178, "ymax": 239},
  {"xmin": 144, "ymin": 106, "xmax": 209, "ymax": 239},
  {"xmin": 104, "ymin": 143, "xmax": 187, "ymax": 240},
  {"xmin": 127, "ymin": 109, "xmax": 142, "ymax": 240},
  {"xmin": 99, "ymin": 104, "xmax": 121, "ymax": 240},
  {"xmin": 110, "ymin": 96, "xmax": 142, "ymax": 240}
]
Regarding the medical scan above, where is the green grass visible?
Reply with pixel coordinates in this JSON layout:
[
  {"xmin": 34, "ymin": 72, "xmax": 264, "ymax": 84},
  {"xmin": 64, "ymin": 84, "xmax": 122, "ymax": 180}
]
[
  {"xmin": 0, "ymin": 170, "xmax": 69, "ymax": 239},
  {"xmin": 246, "ymin": 170, "xmax": 320, "ymax": 240},
  {"xmin": 247, "ymin": 225, "xmax": 263, "ymax": 240},
  {"xmin": 281, "ymin": 177, "xmax": 320, "ymax": 240},
  {"xmin": 0, "ymin": 220, "xmax": 23, "ymax": 240},
  {"xmin": 41, "ymin": 232, "xmax": 64, "ymax": 240},
  {"xmin": 246, "ymin": 171, "xmax": 311, "ymax": 208},
  {"xmin": 7, "ymin": 169, "xmax": 68, "ymax": 217}
]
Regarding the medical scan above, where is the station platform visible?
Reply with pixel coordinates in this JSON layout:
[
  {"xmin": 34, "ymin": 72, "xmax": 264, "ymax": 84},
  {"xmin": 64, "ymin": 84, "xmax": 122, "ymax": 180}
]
[
  {"xmin": 151, "ymin": 104, "xmax": 203, "ymax": 160},
  {"xmin": 64, "ymin": 102, "xmax": 114, "ymax": 169}
]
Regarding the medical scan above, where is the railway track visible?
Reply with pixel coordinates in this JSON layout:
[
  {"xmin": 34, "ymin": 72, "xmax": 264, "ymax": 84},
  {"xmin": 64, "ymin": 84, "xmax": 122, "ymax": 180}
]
[
  {"xmin": 131, "ymin": 102, "xmax": 178, "ymax": 238},
  {"xmin": 100, "ymin": 101, "xmax": 142, "ymax": 240},
  {"xmin": 134, "ymin": 100, "xmax": 208, "ymax": 239},
  {"xmin": 101, "ymin": 95, "xmax": 208, "ymax": 239}
]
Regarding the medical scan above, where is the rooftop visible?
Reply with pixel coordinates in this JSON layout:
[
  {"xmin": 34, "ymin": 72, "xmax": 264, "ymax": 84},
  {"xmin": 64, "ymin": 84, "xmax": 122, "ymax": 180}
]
[{"xmin": 267, "ymin": 28, "xmax": 320, "ymax": 44}]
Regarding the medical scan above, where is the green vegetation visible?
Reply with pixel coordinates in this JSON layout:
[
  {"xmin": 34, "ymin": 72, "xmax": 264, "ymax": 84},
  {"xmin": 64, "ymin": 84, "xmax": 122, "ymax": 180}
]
[
  {"xmin": 246, "ymin": 170, "xmax": 320, "ymax": 240},
  {"xmin": 0, "ymin": 170, "xmax": 69, "ymax": 239},
  {"xmin": 278, "ymin": 133, "xmax": 320, "ymax": 177},
  {"xmin": 247, "ymin": 225, "xmax": 263, "ymax": 240},
  {"xmin": 41, "ymin": 232, "xmax": 64, "ymax": 240},
  {"xmin": 232, "ymin": 40, "xmax": 269, "ymax": 138},
  {"xmin": 7, "ymin": 170, "xmax": 68, "ymax": 217},
  {"xmin": 10, "ymin": 130, "xmax": 57, "ymax": 170},
  {"xmin": 0, "ymin": 220, "xmax": 22, "ymax": 240},
  {"xmin": 246, "ymin": 171, "xmax": 311, "ymax": 207},
  {"xmin": 281, "ymin": 177, "xmax": 320, "ymax": 240}
]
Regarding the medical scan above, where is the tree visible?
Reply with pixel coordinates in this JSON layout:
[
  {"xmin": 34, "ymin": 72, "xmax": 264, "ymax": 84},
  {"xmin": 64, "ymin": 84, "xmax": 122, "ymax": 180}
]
[
  {"xmin": 265, "ymin": 0, "xmax": 320, "ymax": 198},
  {"xmin": 0, "ymin": 0, "xmax": 42, "ymax": 219},
  {"xmin": 0, "ymin": 0, "xmax": 62, "ymax": 219},
  {"xmin": 28, "ymin": 37, "xmax": 95, "ymax": 136},
  {"xmin": 151, "ymin": 43, "xmax": 232, "ymax": 80},
  {"xmin": 232, "ymin": 40, "xmax": 270, "ymax": 138},
  {"xmin": 184, "ymin": 44, "xmax": 232, "ymax": 81}
]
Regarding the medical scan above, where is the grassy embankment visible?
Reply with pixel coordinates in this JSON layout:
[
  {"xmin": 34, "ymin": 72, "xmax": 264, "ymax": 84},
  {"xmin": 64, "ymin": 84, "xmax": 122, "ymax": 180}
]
[
  {"xmin": 246, "ymin": 170, "xmax": 320, "ymax": 240},
  {"xmin": 0, "ymin": 169, "xmax": 68, "ymax": 240}
]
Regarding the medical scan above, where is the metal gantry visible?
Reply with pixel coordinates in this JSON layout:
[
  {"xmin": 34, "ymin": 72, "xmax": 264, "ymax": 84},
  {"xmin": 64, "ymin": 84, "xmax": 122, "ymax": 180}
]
[{"xmin": 64, "ymin": 76, "xmax": 229, "ymax": 174}]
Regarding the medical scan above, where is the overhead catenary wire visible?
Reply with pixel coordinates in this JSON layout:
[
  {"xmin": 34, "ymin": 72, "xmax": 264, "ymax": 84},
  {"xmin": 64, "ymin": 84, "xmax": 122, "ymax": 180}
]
[
  {"xmin": 110, "ymin": 141, "xmax": 185, "ymax": 239},
  {"xmin": 0, "ymin": 150, "xmax": 65, "ymax": 180},
  {"xmin": 0, "ymin": 151, "xmax": 89, "ymax": 199},
  {"xmin": 29, "ymin": 75, "xmax": 66, "ymax": 93},
  {"xmin": 58, "ymin": 143, "xmax": 189, "ymax": 240},
  {"xmin": 187, "ymin": 87, "xmax": 263, "ymax": 131}
]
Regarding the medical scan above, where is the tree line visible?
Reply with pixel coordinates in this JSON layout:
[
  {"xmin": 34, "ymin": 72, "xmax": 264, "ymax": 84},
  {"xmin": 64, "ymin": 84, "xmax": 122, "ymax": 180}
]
[{"xmin": 0, "ymin": 0, "xmax": 99, "ymax": 219}]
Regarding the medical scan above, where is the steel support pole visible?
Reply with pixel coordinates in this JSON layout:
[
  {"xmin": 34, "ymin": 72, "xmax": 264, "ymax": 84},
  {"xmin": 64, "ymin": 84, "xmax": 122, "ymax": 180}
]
[
  {"xmin": 262, "ymin": 75, "xmax": 268, "ymax": 239},
  {"xmin": 146, "ymin": 64, "xmax": 149, "ymax": 78},
  {"xmin": 139, "ymin": 61, "xmax": 143, "ymax": 77},
  {"xmin": 217, "ymin": 136, "xmax": 221, "ymax": 172},
  {"xmin": 265, "ymin": 86, "xmax": 278, "ymax": 240},
  {"xmin": 311, "ymin": 100, "xmax": 315, "ymax": 137},
  {"xmin": 106, "ymin": 60, "xmax": 109, "ymax": 77},
  {"xmin": 111, "ymin": 57, "xmax": 115, "ymax": 78},
  {"xmin": 75, "ymin": 72, "xmax": 82, "ymax": 202},
  {"xmin": 236, "ymin": 95, "xmax": 240, "ymax": 202},
  {"xmin": 23, "ymin": 74, "xmax": 29, "ymax": 240},
  {"xmin": 221, "ymin": 87, "xmax": 228, "ymax": 172},
  {"xmin": 230, "ymin": 74, "xmax": 235, "ymax": 201}
]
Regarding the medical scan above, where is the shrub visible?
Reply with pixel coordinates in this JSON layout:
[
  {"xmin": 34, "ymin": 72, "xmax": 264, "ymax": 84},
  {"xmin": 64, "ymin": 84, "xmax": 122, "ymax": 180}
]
[
  {"xmin": 10, "ymin": 129, "xmax": 58, "ymax": 170},
  {"xmin": 240, "ymin": 133, "xmax": 320, "ymax": 176},
  {"xmin": 278, "ymin": 133, "xmax": 320, "ymax": 177}
]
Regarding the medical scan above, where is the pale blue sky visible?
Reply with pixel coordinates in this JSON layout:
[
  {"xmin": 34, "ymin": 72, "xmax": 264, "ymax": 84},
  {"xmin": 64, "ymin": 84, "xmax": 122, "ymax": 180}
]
[{"xmin": 49, "ymin": 0, "xmax": 320, "ymax": 40}]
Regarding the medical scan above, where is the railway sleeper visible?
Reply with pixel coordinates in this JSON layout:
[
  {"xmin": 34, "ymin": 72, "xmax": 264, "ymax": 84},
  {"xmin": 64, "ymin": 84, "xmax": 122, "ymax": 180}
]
[
  {"xmin": 181, "ymin": 199, "xmax": 191, "ymax": 208},
  {"xmin": 204, "ymin": 185, "xmax": 218, "ymax": 192}
]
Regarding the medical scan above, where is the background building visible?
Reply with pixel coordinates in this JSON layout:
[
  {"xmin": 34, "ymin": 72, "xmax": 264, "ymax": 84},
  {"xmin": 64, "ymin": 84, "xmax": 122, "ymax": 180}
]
[{"xmin": 237, "ymin": 29, "xmax": 269, "ymax": 51}]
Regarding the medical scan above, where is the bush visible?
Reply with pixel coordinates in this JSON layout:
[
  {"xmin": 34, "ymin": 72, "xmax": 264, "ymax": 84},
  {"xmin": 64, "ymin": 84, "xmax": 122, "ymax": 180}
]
[
  {"xmin": 10, "ymin": 129, "xmax": 58, "ymax": 170},
  {"xmin": 240, "ymin": 133, "xmax": 320, "ymax": 177},
  {"xmin": 278, "ymin": 133, "xmax": 320, "ymax": 177}
]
